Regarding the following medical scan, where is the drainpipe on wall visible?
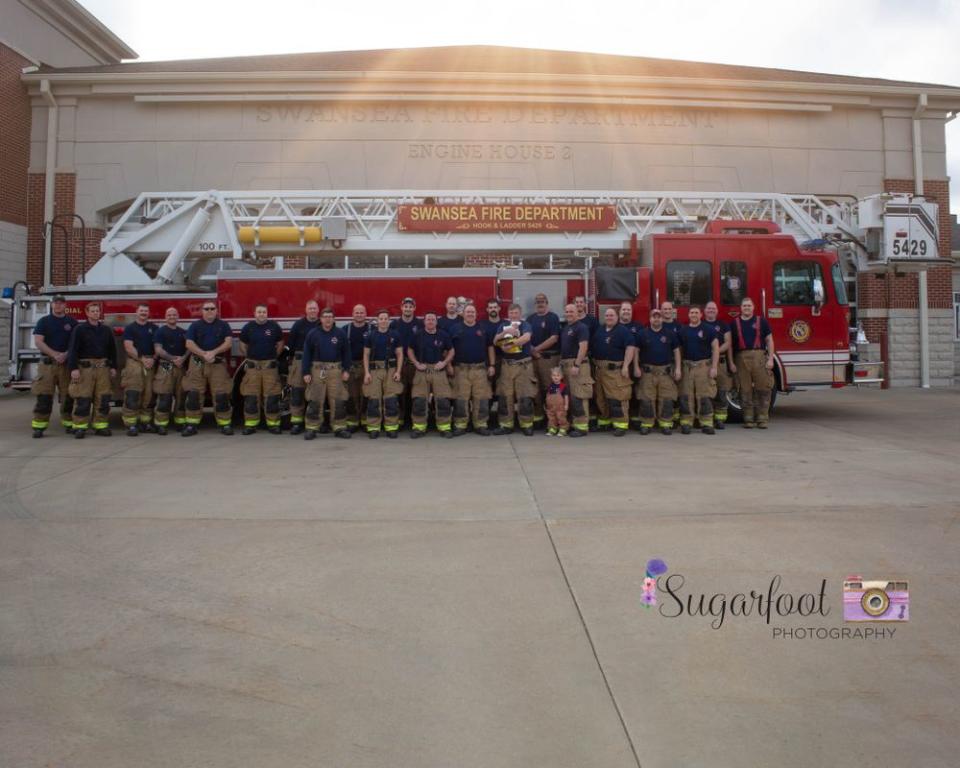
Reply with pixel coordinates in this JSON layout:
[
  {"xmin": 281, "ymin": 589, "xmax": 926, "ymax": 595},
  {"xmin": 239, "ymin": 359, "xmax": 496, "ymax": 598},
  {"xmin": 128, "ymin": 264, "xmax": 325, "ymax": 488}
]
[
  {"xmin": 912, "ymin": 93, "xmax": 930, "ymax": 389},
  {"xmin": 40, "ymin": 79, "xmax": 58, "ymax": 289}
]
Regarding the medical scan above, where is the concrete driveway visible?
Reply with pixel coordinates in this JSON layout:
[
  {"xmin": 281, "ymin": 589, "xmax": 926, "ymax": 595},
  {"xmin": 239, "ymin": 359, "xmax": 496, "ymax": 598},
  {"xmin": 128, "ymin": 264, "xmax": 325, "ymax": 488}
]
[{"xmin": 1, "ymin": 387, "xmax": 958, "ymax": 768}]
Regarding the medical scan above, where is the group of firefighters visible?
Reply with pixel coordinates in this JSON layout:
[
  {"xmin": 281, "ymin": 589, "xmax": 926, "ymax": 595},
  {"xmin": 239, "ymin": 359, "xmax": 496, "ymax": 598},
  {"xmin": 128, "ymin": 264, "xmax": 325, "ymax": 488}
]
[{"xmin": 28, "ymin": 292, "xmax": 776, "ymax": 440}]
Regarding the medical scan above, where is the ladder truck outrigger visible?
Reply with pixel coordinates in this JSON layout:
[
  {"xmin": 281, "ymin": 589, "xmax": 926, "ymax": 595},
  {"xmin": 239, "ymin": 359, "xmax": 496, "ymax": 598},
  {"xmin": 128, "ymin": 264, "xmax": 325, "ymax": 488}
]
[{"xmin": 5, "ymin": 189, "xmax": 945, "ymax": 421}]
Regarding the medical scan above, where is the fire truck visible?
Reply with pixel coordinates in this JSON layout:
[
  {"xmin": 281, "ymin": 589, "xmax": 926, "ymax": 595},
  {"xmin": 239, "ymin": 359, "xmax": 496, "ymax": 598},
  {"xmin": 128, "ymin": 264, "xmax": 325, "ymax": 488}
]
[{"xmin": 4, "ymin": 189, "xmax": 943, "ymax": 420}]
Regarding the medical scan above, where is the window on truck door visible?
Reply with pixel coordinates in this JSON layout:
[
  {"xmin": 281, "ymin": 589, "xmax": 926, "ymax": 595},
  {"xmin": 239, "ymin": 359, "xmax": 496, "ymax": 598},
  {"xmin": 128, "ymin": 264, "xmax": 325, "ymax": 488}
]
[
  {"xmin": 720, "ymin": 261, "xmax": 747, "ymax": 305},
  {"xmin": 773, "ymin": 261, "xmax": 824, "ymax": 305},
  {"xmin": 666, "ymin": 261, "xmax": 712, "ymax": 306}
]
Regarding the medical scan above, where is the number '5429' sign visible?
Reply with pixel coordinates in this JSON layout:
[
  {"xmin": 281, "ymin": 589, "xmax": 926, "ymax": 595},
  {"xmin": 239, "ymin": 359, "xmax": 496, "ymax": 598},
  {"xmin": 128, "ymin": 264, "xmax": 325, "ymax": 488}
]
[{"xmin": 882, "ymin": 203, "xmax": 939, "ymax": 262}]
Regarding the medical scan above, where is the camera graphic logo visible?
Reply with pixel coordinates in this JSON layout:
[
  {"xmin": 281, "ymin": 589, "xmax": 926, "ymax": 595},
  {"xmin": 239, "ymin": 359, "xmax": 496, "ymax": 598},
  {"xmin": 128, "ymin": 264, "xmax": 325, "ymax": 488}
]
[{"xmin": 842, "ymin": 575, "xmax": 909, "ymax": 622}]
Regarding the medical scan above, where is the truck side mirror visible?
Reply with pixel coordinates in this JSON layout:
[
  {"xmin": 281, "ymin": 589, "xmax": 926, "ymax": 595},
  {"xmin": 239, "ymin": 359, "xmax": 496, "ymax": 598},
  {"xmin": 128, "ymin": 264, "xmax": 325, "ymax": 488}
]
[{"xmin": 812, "ymin": 278, "xmax": 825, "ymax": 316}]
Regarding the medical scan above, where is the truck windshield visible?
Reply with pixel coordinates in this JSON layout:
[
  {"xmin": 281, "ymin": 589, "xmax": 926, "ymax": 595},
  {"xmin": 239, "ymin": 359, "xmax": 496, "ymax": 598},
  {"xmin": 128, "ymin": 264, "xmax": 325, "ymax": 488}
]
[{"xmin": 831, "ymin": 262, "xmax": 849, "ymax": 305}]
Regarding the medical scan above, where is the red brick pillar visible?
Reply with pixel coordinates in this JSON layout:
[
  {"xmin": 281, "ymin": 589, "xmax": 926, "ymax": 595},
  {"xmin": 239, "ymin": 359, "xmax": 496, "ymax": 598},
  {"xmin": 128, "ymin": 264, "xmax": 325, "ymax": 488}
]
[{"xmin": 26, "ymin": 171, "xmax": 103, "ymax": 287}]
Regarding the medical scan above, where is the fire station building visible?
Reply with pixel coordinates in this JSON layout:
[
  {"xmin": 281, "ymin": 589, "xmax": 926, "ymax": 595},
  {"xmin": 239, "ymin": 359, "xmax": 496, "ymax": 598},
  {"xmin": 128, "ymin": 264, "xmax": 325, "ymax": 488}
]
[{"xmin": 2, "ymin": 0, "xmax": 960, "ymax": 386}]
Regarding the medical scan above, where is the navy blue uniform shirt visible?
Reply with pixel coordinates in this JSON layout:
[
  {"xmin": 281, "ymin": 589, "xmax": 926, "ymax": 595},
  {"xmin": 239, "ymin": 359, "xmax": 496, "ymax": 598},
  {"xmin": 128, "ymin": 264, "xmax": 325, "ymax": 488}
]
[
  {"xmin": 239, "ymin": 320, "xmax": 283, "ymax": 360},
  {"xmin": 706, "ymin": 319, "xmax": 731, "ymax": 353},
  {"xmin": 437, "ymin": 315, "xmax": 462, "ymax": 334},
  {"xmin": 621, "ymin": 320, "xmax": 643, "ymax": 347},
  {"xmin": 678, "ymin": 323, "xmax": 716, "ymax": 361},
  {"xmin": 560, "ymin": 320, "xmax": 591, "ymax": 359},
  {"xmin": 637, "ymin": 326, "xmax": 679, "ymax": 366},
  {"xmin": 579, "ymin": 314, "xmax": 599, "ymax": 337},
  {"xmin": 364, "ymin": 328, "xmax": 401, "ymax": 362},
  {"xmin": 412, "ymin": 329, "xmax": 452, "ymax": 365},
  {"xmin": 34, "ymin": 313, "xmax": 78, "ymax": 353},
  {"xmin": 480, "ymin": 317, "xmax": 501, "ymax": 342},
  {"xmin": 186, "ymin": 318, "xmax": 232, "ymax": 352},
  {"xmin": 526, "ymin": 311, "xmax": 561, "ymax": 350},
  {"xmin": 288, "ymin": 317, "xmax": 320, "ymax": 353},
  {"xmin": 731, "ymin": 315, "xmax": 772, "ymax": 352},
  {"xmin": 123, "ymin": 321, "xmax": 159, "ymax": 357},
  {"xmin": 67, "ymin": 321, "xmax": 117, "ymax": 370},
  {"xmin": 154, "ymin": 325, "xmax": 186, "ymax": 357},
  {"xmin": 389, "ymin": 316, "xmax": 422, "ymax": 352},
  {"xmin": 451, "ymin": 322, "xmax": 491, "ymax": 364},
  {"xmin": 302, "ymin": 325, "xmax": 350, "ymax": 373},
  {"xmin": 591, "ymin": 323, "xmax": 635, "ymax": 362},
  {"xmin": 662, "ymin": 320, "xmax": 683, "ymax": 337},
  {"xmin": 344, "ymin": 322, "xmax": 369, "ymax": 362},
  {"xmin": 495, "ymin": 320, "xmax": 533, "ymax": 360}
]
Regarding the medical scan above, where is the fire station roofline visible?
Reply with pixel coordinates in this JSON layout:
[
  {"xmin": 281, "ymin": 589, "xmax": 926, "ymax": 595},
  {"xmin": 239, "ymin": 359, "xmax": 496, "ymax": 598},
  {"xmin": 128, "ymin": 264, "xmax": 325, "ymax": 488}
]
[{"xmin": 24, "ymin": 45, "xmax": 960, "ymax": 95}]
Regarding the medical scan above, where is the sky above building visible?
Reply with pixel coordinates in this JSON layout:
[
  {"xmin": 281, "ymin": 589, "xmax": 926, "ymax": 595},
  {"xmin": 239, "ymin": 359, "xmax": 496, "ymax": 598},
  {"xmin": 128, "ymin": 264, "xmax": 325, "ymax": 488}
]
[{"xmin": 81, "ymin": 0, "xmax": 960, "ymax": 213}]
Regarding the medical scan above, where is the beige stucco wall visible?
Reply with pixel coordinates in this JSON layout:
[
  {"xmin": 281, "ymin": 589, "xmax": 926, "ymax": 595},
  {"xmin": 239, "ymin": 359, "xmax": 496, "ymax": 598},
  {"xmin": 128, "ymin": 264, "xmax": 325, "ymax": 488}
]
[
  {"xmin": 0, "ymin": 0, "xmax": 113, "ymax": 67},
  {"xmin": 27, "ymin": 95, "xmax": 950, "ymax": 225}
]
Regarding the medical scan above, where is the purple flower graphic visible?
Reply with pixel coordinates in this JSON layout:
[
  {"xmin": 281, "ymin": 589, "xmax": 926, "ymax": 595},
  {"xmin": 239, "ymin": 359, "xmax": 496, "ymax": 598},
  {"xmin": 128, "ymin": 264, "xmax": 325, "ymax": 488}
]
[
  {"xmin": 645, "ymin": 558, "xmax": 668, "ymax": 579},
  {"xmin": 641, "ymin": 592, "xmax": 657, "ymax": 607}
]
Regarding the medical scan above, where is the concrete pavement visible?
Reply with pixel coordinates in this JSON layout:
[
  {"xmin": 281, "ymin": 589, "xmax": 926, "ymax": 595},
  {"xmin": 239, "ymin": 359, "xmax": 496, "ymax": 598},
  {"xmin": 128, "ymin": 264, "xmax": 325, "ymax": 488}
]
[{"xmin": 1, "ymin": 387, "xmax": 958, "ymax": 767}]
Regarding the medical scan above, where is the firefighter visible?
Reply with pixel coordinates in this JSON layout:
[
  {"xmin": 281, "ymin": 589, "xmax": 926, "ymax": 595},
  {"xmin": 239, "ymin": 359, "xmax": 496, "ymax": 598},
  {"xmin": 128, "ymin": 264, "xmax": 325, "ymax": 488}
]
[
  {"xmin": 660, "ymin": 301, "xmax": 682, "ymax": 336},
  {"xmin": 120, "ymin": 303, "xmax": 158, "ymax": 436},
  {"xmin": 633, "ymin": 309, "xmax": 681, "ymax": 435},
  {"xmin": 619, "ymin": 301, "xmax": 643, "ymax": 431},
  {"xmin": 481, "ymin": 298, "xmax": 503, "ymax": 430},
  {"xmin": 344, "ymin": 304, "xmax": 369, "ymax": 432},
  {"xmin": 729, "ymin": 297, "xmax": 775, "ymax": 429},
  {"xmin": 30, "ymin": 294, "xmax": 78, "ymax": 437},
  {"xmin": 660, "ymin": 300, "xmax": 682, "ymax": 425},
  {"xmin": 704, "ymin": 301, "xmax": 733, "ymax": 429},
  {"xmin": 363, "ymin": 309, "xmax": 404, "ymax": 438},
  {"xmin": 302, "ymin": 308, "xmax": 352, "ymax": 440},
  {"xmin": 238, "ymin": 304, "xmax": 284, "ymax": 435},
  {"xmin": 450, "ymin": 303, "xmax": 495, "ymax": 436},
  {"xmin": 559, "ymin": 303, "xmax": 593, "ymax": 437},
  {"xmin": 66, "ymin": 301, "xmax": 117, "ymax": 438},
  {"xmin": 493, "ymin": 303, "xmax": 537, "ymax": 436},
  {"xmin": 152, "ymin": 307, "xmax": 187, "ymax": 435},
  {"xmin": 389, "ymin": 297, "xmax": 421, "ymax": 427},
  {"xmin": 527, "ymin": 293, "xmax": 560, "ymax": 428},
  {"xmin": 182, "ymin": 301, "xmax": 234, "ymax": 436},
  {"xmin": 573, "ymin": 294, "xmax": 599, "ymax": 337},
  {"xmin": 408, "ymin": 312, "xmax": 455, "ymax": 438},
  {"xmin": 437, "ymin": 295, "xmax": 462, "ymax": 333},
  {"xmin": 592, "ymin": 307, "xmax": 636, "ymax": 436},
  {"xmin": 286, "ymin": 300, "xmax": 321, "ymax": 435},
  {"xmin": 678, "ymin": 306, "xmax": 719, "ymax": 435}
]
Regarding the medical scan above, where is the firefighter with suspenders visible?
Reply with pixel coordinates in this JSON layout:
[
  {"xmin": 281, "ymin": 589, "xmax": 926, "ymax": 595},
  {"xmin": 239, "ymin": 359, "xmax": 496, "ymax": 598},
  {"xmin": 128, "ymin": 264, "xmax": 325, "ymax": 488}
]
[
  {"xmin": 30, "ymin": 294, "xmax": 78, "ymax": 437},
  {"xmin": 729, "ymin": 297, "xmax": 776, "ymax": 429}
]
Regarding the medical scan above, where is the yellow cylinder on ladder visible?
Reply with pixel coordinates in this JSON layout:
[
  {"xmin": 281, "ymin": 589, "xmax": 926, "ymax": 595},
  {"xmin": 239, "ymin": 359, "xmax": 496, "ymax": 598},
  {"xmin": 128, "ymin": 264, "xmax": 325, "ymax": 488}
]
[{"xmin": 237, "ymin": 226, "xmax": 322, "ymax": 245}]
